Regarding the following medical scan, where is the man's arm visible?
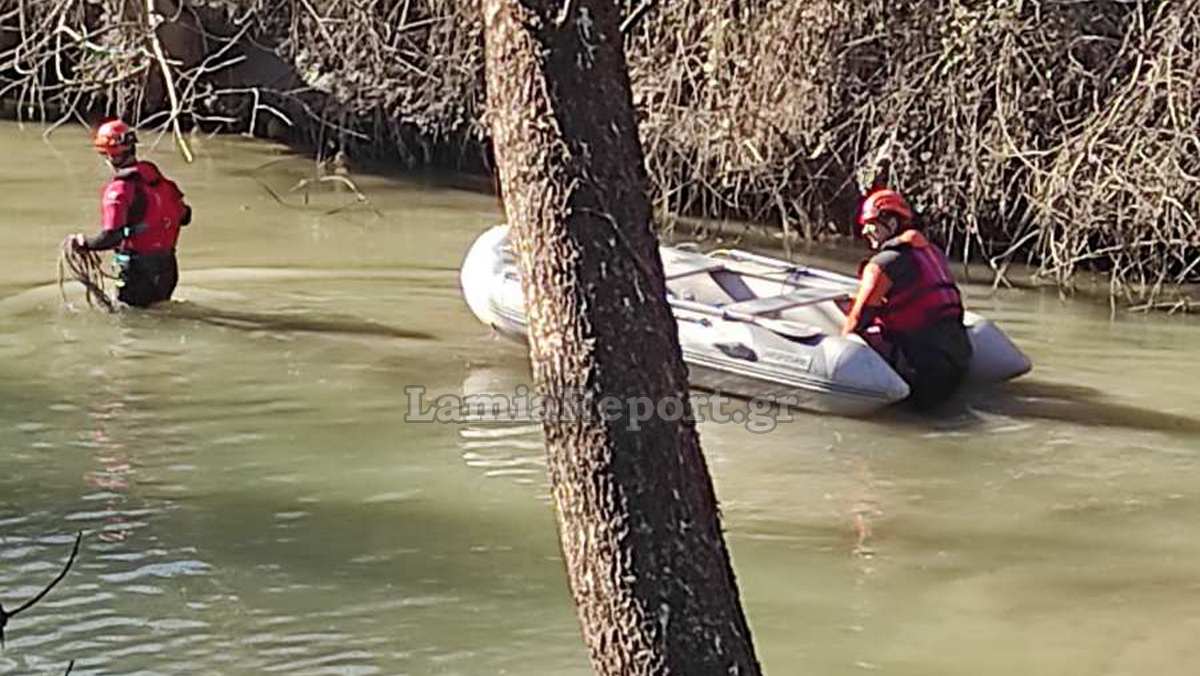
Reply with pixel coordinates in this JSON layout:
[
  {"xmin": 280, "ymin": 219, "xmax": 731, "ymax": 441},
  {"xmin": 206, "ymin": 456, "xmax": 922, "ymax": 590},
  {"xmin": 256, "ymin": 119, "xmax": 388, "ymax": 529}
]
[
  {"xmin": 72, "ymin": 180, "xmax": 137, "ymax": 251},
  {"xmin": 80, "ymin": 229, "xmax": 125, "ymax": 251},
  {"xmin": 842, "ymin": 262, "xmax": 893, "ymax": 336}
]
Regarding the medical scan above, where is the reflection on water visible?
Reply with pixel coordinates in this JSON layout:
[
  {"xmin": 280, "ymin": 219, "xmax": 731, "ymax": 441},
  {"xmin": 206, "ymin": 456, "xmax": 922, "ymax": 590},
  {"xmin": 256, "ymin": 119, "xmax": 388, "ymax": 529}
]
[
  {"xmin": 156, "ymin": 301, "xmax": 435, "ymax": 341},
  {"xmin": 457, "ymin": 367, "xmax": 548, "ymax": 490},
  {"xmin": 964, "ymin": 379, "xmax": 1200, "ymax": 435},
  {"xmin": 1, "ymin": 122, "xmax": 1199, "ymax": 674}
]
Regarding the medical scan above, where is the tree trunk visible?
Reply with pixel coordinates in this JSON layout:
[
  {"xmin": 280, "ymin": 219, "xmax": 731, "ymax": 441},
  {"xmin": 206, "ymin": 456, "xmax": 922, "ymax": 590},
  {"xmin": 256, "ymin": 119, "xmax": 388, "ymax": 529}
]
[{"xmin": 481, "ymin": 1, "xmax": 762, "ymax": 674}]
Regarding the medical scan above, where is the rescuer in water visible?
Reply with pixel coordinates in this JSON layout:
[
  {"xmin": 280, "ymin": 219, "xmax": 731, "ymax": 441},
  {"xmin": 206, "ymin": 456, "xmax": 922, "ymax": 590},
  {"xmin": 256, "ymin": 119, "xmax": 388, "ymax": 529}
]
[{"xmin": 70, "ymin": 119, "xmax": 192, "ymax": 307}]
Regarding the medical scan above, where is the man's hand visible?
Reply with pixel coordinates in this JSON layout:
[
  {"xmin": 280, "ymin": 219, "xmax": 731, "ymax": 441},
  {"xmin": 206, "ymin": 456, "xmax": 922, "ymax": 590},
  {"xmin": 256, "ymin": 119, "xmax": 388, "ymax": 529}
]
[{"xmin": 68, "ymin": 233, "xmax": 88, "ymax": 251}]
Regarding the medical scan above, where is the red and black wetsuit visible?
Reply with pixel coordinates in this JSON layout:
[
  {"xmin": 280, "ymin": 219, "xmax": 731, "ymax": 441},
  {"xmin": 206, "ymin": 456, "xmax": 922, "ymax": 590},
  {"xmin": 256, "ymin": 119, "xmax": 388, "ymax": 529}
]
[{"xmin": 83, "ymin": 161, "xmax": 190, "ymax": 307}]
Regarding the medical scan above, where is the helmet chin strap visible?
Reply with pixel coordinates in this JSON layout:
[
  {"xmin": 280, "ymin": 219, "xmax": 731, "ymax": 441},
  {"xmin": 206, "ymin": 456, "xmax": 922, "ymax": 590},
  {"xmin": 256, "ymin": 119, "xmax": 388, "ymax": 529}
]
[
  {"xmin": 108, "ymin": 150, "xmax": 137, "ymax": 169},
  {"xmin": 868, "ymin": 221, "xmax": 898, "ymax": 248}
]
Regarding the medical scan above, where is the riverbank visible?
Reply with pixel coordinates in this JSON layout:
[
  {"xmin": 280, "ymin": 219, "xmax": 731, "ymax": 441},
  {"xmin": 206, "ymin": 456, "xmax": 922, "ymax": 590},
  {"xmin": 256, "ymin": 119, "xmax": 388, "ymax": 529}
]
[{"xmin": 3, "ymin": 0, "xmax": 1195, "ymax": 308}]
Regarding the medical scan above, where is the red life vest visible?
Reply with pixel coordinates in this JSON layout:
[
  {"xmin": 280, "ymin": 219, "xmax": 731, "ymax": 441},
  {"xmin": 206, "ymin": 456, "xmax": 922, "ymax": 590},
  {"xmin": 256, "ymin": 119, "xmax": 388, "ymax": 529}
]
[
  {"xmin": 110, "ymin": 161, "xmax": 188, "ymax": 255},
  {"xmin": 877, "ymin": 235, "xmax": 964, "ymax": 334}
]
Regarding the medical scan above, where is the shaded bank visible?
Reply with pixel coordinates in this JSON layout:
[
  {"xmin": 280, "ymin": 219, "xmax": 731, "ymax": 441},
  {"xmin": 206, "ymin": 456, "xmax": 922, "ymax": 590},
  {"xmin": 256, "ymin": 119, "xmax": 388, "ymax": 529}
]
[{"xmin": 2, "ymin": 0, "xmax": 1196, "ymax": 307}]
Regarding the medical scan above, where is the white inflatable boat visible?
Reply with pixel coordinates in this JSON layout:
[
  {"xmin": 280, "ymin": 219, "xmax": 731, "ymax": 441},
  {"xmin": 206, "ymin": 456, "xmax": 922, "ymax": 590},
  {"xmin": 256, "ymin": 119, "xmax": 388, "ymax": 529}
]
[{"xmin": 460, "ymin": 225, "xmax": 1030, "ymax": 416}]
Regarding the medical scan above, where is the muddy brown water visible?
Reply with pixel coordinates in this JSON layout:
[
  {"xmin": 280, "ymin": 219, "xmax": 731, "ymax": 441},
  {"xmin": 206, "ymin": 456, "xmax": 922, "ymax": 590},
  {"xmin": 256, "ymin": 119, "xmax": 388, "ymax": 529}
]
[{"xmin": 1, "ymin": 122, "xmax": 1197, "ymax": 675}]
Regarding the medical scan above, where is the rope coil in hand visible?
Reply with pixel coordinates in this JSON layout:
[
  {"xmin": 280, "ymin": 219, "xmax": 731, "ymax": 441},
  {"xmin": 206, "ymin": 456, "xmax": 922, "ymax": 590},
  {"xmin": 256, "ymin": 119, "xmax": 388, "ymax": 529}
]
[{"xmin": 57, "ymin": 237, "xmax": 118, "ymax": 313}]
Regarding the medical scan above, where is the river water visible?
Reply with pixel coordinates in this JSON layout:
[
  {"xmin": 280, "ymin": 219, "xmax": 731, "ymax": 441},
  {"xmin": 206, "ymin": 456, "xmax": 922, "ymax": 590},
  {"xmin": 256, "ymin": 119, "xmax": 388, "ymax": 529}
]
[{"xmin": 0, "ymin": 122, "xmax": 1197, "ymax": 675}]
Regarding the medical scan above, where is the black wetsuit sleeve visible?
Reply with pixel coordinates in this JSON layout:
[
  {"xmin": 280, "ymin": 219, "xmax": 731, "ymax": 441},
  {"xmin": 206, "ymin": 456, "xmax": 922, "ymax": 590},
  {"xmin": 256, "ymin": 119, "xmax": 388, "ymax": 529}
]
[
  {"xmin": 84, "ymin": 229, "xmax": 125, "ymax": 251},
  {"xmin": 870, "ymin": 249, "xmax": 917, "ymax": 290}
]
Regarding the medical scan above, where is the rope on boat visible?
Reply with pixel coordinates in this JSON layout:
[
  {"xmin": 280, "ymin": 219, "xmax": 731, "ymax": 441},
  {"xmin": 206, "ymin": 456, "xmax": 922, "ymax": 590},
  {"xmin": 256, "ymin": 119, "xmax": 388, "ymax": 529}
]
[{"xmin": 57, "ymin": 238, "xmax": 118, "ymax": 313}]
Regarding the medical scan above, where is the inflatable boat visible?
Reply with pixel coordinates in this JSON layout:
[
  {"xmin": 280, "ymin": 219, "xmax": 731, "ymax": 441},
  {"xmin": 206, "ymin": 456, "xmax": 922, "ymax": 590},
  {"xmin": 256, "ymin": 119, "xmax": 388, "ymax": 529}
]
[{"xmin": 460, "ymin": 225, "xmax": 1030, "ymax": 416}]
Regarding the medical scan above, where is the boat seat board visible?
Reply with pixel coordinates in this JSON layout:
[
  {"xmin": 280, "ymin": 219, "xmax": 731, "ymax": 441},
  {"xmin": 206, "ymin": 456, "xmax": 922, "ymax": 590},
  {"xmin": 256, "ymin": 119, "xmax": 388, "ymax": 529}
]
[
  {"xmin": 662, "ymin": 255, "xmax": 730, "ymax": 280},
  {"xmin": 722, "ymin": 289, "xmax": 850, "ymax": 316}
]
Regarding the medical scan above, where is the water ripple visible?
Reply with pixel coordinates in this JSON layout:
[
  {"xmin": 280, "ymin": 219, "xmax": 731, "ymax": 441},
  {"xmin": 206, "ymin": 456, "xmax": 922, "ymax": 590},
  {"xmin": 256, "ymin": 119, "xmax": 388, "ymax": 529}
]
[
  {"xmin": 98, "ymin": 560, "xmax": 212, "ymax": 583},
  {"xmin": 261, "ymin": 650, "xmax": 379, "ymax": 674}
]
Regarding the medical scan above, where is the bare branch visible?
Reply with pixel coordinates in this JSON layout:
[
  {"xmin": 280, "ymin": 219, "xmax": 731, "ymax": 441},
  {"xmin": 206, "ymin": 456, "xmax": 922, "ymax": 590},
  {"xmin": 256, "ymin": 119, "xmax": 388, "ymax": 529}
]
[{"xmin": 0, "ymin": 532, "xmax": 83, "ymax": 649}]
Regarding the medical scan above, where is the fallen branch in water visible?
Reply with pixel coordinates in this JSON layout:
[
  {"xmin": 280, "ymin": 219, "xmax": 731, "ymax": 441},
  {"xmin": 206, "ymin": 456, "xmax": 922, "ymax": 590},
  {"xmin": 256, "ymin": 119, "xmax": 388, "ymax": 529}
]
[
  {"xmin": 256, "ymin": 170, "xmax": 384, "ymax": 218},
  {"xmin": 1128, "ymin": 296, "xmax": 1195, "ymax": 314},
  {"xmin": 0, "ymin": 532, "xmax": 83, "ymax": 649},
  {"xmin": 294, "ymin": 175, "xmax": 385, "ymax": 217}
]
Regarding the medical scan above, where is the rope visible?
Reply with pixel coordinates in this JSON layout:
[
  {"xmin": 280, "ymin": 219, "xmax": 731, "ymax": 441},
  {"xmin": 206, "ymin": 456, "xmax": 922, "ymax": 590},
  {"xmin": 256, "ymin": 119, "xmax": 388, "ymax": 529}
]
[{"xmin": 57, "ymin": 238, "xmax": 118, "ymax": 313}]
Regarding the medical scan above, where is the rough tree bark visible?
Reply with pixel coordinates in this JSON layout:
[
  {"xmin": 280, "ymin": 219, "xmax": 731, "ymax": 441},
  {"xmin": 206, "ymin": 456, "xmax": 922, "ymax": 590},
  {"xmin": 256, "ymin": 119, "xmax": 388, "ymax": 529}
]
[{"xmin": 481, "ymin": 1, "xmax": 762, "ymax": 674}]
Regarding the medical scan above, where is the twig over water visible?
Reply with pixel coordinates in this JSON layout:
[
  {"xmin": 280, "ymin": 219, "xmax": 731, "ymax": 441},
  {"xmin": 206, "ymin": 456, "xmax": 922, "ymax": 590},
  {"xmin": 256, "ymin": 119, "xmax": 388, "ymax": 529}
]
[{"xmin": 0, "ymin": 532, "xmax": 83, "ymax": 649}]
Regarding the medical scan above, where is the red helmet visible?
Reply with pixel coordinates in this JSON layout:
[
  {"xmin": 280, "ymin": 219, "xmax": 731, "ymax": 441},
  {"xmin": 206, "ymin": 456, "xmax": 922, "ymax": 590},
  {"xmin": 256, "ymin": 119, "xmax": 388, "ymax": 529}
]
[
  {"xmin": 93, "ymin": 119, "xmax": 137, "ymax": 157},
  {"xmin": 858, "ymin": 189, "xmax": 914, "ymax": 229}
]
